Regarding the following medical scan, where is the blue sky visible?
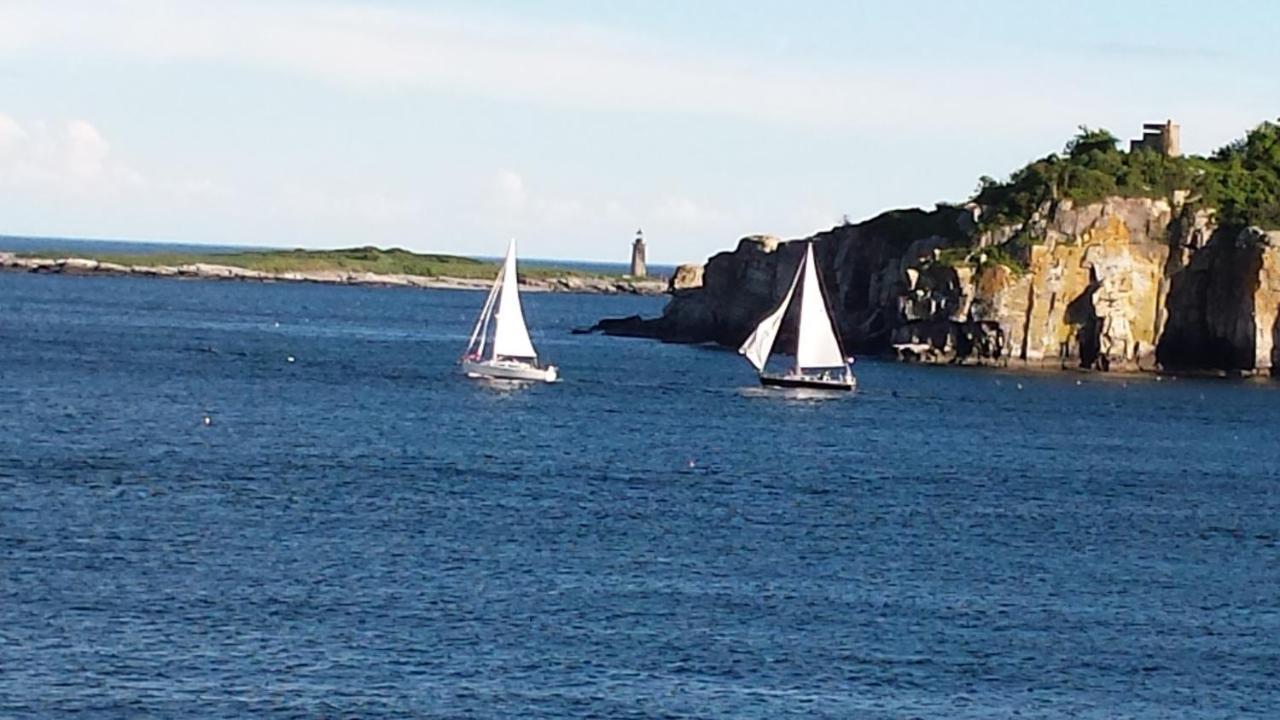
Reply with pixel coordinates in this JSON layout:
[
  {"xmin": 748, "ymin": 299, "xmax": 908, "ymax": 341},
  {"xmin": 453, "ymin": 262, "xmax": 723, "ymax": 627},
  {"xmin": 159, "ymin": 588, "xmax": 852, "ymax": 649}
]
[{"xmin": 0, "ymin": 0, "xmax": 1276, "ymax": 262}]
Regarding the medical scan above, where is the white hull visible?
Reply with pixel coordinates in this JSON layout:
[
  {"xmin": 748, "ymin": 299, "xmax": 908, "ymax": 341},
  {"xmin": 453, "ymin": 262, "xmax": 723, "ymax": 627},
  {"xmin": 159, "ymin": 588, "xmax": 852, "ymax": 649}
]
[{"xmin": 462, "ymin": 358, "xmax": 558, "ymax": 383}]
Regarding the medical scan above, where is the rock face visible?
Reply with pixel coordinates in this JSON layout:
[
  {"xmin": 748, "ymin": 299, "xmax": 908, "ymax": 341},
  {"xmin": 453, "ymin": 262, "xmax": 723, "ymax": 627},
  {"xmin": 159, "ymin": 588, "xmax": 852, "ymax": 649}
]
[
  {"xmin": 592, "ymin": 197, "xmax": 1280, "ymax": 375},
  {"xmin": 668, "ymin": 263, "xmax": 705, "ymax": 291},
  {"xmin": 1159, "ymin": 227, "xmax": 1280, "ymax": 373}
]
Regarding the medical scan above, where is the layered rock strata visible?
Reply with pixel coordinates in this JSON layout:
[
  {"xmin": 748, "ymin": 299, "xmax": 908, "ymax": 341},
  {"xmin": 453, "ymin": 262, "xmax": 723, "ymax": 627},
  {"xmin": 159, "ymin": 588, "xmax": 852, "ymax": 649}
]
[{"xmin": 592, "ymin": 197, "xmax": 1280, "ymax": 375}]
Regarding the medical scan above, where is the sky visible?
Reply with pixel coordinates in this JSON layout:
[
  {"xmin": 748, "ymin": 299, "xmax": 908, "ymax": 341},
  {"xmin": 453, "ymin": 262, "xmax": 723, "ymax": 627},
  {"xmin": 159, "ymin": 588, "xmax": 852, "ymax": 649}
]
[{"xmin": 0, "ymin": 0, "xmax": 1277, "ymax": 263}]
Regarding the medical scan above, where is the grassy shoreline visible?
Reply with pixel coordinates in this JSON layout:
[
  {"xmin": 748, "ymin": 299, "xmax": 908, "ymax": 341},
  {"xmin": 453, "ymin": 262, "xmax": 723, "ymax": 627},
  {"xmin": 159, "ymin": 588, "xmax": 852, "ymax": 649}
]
[{"xmin": 14, "ymin": 246, "xmax": 625, "ymax": 281}]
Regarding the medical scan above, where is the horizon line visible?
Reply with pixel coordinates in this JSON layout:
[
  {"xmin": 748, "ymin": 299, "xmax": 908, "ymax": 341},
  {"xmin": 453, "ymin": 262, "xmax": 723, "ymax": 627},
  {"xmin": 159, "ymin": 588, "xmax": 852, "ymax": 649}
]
[{"xmin": 0, "ymin": 231, "xmax": 690, "ymax": 267}]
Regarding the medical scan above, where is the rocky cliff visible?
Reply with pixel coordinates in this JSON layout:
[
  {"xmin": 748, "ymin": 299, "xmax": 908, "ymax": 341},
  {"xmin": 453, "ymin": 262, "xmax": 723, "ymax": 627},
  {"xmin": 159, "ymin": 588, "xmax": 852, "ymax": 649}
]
[{"xmin": 593, "ymin": 197, "xmax": 1280, "ymax": 376}]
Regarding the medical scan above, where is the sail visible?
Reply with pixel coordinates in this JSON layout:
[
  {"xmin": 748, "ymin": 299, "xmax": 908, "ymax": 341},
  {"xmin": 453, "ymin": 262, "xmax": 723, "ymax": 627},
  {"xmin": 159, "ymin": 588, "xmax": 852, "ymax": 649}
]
[
  {"xmin": 490, "ymin": 239, "xmax": 538, "ymax": 359},
  {"xmin": 738, "ymin": 255, "xmax": 802, "ymax": 372},
  {"xmin": 464, "ymin": 268, "xmax": 502, "ymax": 358},
  {"xmin": 795, "ymin": 243, "xmax": 846, "ymax": 369}
]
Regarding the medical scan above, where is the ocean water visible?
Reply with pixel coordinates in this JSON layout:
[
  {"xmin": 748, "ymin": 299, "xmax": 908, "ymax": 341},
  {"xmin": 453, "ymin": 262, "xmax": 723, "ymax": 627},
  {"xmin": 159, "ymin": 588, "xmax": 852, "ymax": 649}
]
[{"xmin": 1, "ymin": 271, "xmax": 1278, "ymax": 719}]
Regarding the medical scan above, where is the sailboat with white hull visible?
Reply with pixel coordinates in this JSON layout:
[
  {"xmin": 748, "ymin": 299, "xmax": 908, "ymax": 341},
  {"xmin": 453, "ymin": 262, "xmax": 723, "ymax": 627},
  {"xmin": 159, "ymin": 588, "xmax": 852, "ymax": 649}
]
[
  {"xmin": 461, "ymin": 239, "xmax": 559, "ymax": 383},
  {"xmin": 738, "ymin": 242, "xmax": 855, "ymax": 391}
]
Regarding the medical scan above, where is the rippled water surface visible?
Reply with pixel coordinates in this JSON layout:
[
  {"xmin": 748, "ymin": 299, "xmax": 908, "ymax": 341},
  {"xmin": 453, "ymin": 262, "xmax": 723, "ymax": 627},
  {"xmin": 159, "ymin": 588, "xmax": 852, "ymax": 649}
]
[{"xmin": 1, "ymin": 272, "xmax": 1278, "ymax": 718}]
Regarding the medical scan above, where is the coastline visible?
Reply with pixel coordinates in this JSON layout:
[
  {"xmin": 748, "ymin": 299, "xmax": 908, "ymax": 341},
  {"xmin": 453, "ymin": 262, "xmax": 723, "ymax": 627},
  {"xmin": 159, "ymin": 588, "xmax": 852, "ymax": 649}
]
[{"xmin": 0, "ymin": 252, "xmax": 668, "ymax": 296}]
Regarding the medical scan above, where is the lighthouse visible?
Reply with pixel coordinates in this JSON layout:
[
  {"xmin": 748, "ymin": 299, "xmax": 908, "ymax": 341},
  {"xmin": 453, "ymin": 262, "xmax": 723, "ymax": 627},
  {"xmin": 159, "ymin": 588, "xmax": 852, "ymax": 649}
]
[{"xmin": 629, "ymin": 229, "xmax": 647, "ymax": 278}]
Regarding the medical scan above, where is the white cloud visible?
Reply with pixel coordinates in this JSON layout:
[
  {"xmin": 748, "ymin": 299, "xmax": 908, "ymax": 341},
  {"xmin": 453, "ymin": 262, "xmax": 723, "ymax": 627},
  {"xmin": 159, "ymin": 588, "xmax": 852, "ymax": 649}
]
[
  {"xmin": 0, "ymin": 0, "xmax": 1120, "ymax": 134},
  {"xmin": 485, "ymin": 169, "xmax": 593, "ymax": 227},
  {"xmin": 490, "ymin": 169, "xmax": 527, "ymax": 212},
  {"xmin": 0, "ymin": 113, "xmax": 27, "ymax": 152},
  {"xmin": 0, "ymin": 113, "xmax": 143, "ymax": 194}
]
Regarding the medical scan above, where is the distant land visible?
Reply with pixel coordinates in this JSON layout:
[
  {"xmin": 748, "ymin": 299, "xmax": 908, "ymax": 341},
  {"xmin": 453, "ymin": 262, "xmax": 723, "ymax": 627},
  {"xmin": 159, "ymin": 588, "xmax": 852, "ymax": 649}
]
[{"xmin": 0, "ymin": 239, "xmax": 672, "ymax": 295}]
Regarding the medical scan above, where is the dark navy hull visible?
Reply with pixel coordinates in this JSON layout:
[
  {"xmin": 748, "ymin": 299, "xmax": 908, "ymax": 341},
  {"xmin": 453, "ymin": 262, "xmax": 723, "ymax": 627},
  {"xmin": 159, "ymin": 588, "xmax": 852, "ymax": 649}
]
[{"xmin": 759, "ymin": 373, "xmax": 856, "ymax": 391}]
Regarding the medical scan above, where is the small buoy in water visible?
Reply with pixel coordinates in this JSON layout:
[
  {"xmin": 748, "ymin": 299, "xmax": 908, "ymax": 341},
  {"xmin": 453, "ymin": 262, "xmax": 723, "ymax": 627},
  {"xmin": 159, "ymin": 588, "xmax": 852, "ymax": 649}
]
[
  {"xmin": 286, "ymin": 355, "xmax": 295, "ymax": 363},
  {"xmin": 1075, "ymin": 380, "xmax": 1082, "ymax": 386},
  {"xmin": 202, "ymin": 415, "xmax": 212, "ymax": 426},
  {"xmin": 1016, "ymin": 383, "xmax": 1023, "ymax": 390},
  {"xmin": 1156, "ymin": 376, "xmax": 1163, "ymax": 382},
  {"xmin": 273, "ymin": 321, "xmax": 280, "ymax": 328},
  {"xmin": 687, "ymin": 459, "xmax": 696, "ymax": 469}
]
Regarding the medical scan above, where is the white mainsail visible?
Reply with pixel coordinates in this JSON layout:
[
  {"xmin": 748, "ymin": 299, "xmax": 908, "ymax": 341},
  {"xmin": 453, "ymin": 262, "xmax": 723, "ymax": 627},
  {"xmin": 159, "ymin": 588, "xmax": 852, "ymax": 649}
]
[
  {"xmin": 794, "ymin": 243, "xmax": 846, "ymax": 369},
  {"xmin": 738, "ymin": 259, "xmax": 801, "ymax": 372},
  {"xmin": 489, "ymin": 239, "xmax": 538, "ymax": 359}
]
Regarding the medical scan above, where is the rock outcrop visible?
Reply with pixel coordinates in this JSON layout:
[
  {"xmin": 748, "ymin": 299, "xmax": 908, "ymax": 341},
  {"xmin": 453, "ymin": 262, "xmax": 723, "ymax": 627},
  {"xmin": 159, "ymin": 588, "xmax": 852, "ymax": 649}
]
[
  {"xmin": 668, "ymin": 263, "xmax": 705, "ymax": 291},
  {"xmin": 1159, "ymin": 227, "xmax": 1280, "ymax": 373},
  {"xmin": 590, "ymin": 197, "xmax": 1280, "ymax": 375}
]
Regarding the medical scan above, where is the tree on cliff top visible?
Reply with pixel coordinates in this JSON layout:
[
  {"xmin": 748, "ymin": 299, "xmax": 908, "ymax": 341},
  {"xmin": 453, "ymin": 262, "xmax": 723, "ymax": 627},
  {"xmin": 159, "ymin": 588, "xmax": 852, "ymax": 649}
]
[
  {"xmin": 1066, "ymin": 126, "xmax": 1119, "ymax": 157},
  {"xmin": 972, "ymin": 120, "xmax": 1280, "ymax": 231},
  {"xmin": 1204, "ymin": 121, "xmax": 1280, "ymax": 228}
]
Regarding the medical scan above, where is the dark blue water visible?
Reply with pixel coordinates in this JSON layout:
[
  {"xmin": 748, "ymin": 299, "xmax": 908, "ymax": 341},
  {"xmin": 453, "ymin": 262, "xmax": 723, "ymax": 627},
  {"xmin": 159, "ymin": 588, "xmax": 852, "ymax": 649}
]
[{"xmin": 1, "ymin": 272, "xmax": 1277, "ymax": 719}]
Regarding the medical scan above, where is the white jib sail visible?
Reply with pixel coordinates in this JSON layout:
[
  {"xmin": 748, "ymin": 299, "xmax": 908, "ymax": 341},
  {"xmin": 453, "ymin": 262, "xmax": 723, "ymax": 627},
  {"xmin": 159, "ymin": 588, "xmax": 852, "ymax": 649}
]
[
  {"xmin": 490, "ymin": 239, "xmax": 539, "ymax": 359},
  {"xmin": 738, "ymin": 252, "xmax": 803, "ymax": 372},
  {"xmin": 795, "ymin": 243, "xmax": 846, "ymax": 369}
]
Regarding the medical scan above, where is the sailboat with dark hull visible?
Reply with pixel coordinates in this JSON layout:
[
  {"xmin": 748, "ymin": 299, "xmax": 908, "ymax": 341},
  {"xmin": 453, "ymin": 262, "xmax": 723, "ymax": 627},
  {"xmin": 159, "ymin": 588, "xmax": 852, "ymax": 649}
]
[{"xmin": 738, "ymin": 242, "xmax": 855, "ymax": 391}]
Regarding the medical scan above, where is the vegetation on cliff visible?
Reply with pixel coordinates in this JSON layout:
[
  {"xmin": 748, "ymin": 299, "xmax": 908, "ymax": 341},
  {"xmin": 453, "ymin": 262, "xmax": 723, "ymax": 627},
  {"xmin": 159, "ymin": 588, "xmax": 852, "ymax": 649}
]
[
  {"xmin": 1201, "ymin": 122, "xmax": 1280, "ymax": 228},
  {"xmin": 974, "ymin": 121, "xmax": 1280, "ymax": 230}
]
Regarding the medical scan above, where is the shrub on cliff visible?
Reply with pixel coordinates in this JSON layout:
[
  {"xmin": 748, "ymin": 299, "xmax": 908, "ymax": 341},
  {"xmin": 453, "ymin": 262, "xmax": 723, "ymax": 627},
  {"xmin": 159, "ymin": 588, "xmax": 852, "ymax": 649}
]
[{"xmin": 1200, "ymin": 121, "xmax": 1280, "ymax": 229}]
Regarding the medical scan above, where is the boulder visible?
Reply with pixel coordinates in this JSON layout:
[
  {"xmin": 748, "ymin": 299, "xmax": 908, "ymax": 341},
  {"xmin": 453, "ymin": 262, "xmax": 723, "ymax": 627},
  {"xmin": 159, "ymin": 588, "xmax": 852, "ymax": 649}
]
[{"xmin": 669, "ymin": 263, "xmax": 704, "ymax": 291}]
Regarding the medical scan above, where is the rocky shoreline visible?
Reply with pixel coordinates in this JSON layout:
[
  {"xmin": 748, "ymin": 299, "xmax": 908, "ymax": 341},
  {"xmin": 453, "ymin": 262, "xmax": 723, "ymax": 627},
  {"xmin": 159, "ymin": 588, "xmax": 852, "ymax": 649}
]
[
  {"xmin": 586, "ymin": 198, "xmax": 1280, "ymax": 377},
  {"xmin": 0, "ymin": 252, "xmax": 668, "ymax": 296}
]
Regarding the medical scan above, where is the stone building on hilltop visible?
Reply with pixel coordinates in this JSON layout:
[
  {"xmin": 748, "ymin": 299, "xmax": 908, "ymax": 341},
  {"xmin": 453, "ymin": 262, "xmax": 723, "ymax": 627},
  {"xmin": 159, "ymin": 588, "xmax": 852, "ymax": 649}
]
[{"xmin": 1129, "ymin": 120, "xmax": 1181, "ymax": 157}]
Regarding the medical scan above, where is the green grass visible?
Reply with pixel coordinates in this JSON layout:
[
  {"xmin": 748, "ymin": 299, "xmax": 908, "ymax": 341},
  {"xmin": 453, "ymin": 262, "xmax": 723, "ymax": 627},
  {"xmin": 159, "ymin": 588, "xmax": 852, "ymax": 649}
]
[{"xmin": 19, "ymin": 246, "xmax": 623, "ymax": 281}]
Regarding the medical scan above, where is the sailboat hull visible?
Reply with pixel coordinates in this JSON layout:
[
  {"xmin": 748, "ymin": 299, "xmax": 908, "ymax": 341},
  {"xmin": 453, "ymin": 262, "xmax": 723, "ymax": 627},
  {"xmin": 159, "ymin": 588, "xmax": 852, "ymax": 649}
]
[
  {"xmin": 462, "ymin": 358, "xmax": 558, "ymax": 383},
  {"xmin": 759, "ymin": 372, "xmax": 856, "ymax": 391}
]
